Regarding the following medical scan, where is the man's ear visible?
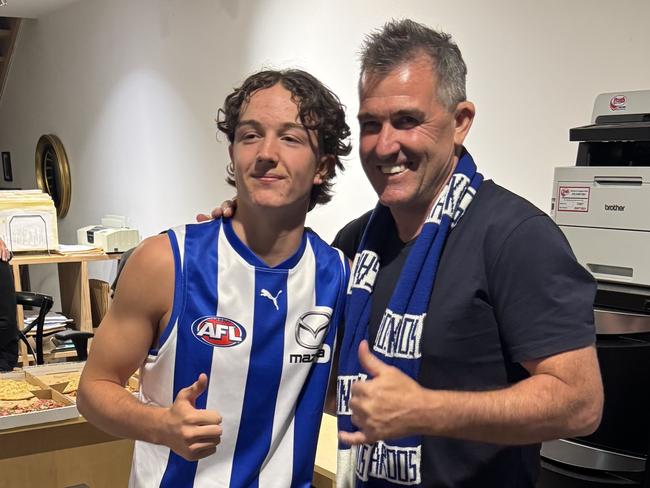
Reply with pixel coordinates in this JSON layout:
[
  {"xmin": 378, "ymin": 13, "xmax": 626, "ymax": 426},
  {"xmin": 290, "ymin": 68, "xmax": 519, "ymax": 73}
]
[
  {"xmin": 453, "ymin": 101, "xmax": 476, "ymax": 146},
  {"xmin": 314, "ymin": 155, "xmax": 333, "ymax": 185}
]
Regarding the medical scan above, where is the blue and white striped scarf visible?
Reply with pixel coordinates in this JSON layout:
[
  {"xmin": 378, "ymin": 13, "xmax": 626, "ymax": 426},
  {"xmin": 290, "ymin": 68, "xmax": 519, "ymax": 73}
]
[{"xmin": 337, "ymin": 150, "xmax": 483, "ymax": 487}]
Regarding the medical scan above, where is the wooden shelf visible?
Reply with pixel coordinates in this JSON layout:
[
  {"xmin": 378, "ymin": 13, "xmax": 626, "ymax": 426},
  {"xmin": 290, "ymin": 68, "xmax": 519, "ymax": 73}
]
[
  {"xmin": 12, "ymin": 252, "xmax": 122, "ymax": 266},
  {"xmin": 48, "ymin": 350, "xmax": 79, "ymax": 361},
  {"xmin": 11, "ymin": 252, "xmax": 122, "ymax": 365}
]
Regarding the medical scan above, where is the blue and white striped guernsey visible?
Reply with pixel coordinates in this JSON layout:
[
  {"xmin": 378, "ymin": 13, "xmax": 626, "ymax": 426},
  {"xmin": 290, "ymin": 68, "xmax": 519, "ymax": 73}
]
[{"xmin": 129, "ymin": 217, "xmax": 349, "ymax": 488}]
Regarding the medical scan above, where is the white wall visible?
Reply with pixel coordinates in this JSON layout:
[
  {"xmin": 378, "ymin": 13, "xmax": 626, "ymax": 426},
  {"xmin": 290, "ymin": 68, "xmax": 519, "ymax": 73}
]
[
  {"xmin": 1, "ymin": 0, "xmax": 649, "ymax": 282},
  {"xmin": 231, "ymin": 0, "xmax": 650, "ymax": 241}
]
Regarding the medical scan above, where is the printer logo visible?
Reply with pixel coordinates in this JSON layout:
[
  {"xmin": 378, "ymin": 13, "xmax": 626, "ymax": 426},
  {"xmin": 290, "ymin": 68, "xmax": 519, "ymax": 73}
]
[
  {"xmin": 604, "ymin": 204, "xmax": 625, "ymax": 212},
  {"xmin": 609, "ymin": 95, "xmax": 627, "ymax": 111}
]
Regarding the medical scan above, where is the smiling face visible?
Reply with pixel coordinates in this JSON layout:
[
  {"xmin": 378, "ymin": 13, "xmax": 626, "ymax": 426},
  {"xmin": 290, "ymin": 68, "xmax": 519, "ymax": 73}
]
[
  {"xmin": 358, "ymin": 55, "xmax": 474, "ymax": 217},
  {"xmin": 229, "ymin": 83, "xmax": 327, "ymax": 214}
]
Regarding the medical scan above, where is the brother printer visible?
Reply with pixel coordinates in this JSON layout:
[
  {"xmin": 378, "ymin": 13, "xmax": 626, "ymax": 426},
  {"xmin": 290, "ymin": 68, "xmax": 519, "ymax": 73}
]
[{"xmin": 540, "ymin": 91, "xmax": 650, "ymax": 486}]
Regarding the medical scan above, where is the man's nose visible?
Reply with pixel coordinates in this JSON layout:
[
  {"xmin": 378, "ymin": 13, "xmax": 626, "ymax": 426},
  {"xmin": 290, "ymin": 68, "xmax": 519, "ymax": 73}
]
[
  {"xmin": 257, "ymin": 137, "xmax": 280, "ymax": 163},
  {"xmin": 374, "ymin": 124, "xmax": 400, "ymax": 159}
]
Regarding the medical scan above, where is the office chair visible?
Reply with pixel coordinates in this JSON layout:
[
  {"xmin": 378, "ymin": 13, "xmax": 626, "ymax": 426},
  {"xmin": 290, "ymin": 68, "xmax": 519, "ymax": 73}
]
[
  {"xmin": 53, "ymin": 329, "xmax": 93, "ymax": 361},
  {"xmin": 16, "ymin": 291, "xmax": 54, "ymax": 365},
  {"xmin": 52, "ymin": 278, "xmax": 111, "ymax": 361}
]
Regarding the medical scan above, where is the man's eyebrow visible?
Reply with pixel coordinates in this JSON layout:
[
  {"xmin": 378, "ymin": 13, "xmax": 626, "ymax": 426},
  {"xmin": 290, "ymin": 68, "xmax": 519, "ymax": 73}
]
[
  {"xmin": 236, "ymin": 120, "xmax": 307, "ymax": 133},
  {"xmin": 280, "ymin": 122, "xmax": 308, "ymax": 132},
  {"xmin": 357, "ymin": 108, "xmax": 426, "ymax": 121},
  {"xmin": 392, "ymin": 108, "xmax": 426, "ymax": 120},
  {"xmin": 357, "ymin": 111, "xmax": 375, "ymax": 121},
  {"xmin": 236, "ymin": 119, "xmax": 262, "ymax": 129}
]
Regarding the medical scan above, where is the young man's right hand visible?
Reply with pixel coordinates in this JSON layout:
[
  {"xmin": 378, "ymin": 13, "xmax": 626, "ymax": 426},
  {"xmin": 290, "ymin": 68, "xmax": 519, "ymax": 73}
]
[
  {"xmin": 196, "ymin": 198, "xmax": 237, "ymax": 222},
  {"xmin": 162, "ymin": 373, "xmax": 223, "ymax": 461}
]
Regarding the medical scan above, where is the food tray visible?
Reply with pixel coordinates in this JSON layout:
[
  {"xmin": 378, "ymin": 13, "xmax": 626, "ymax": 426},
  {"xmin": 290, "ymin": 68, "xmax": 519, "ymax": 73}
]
[
  {"xmin": 0, "ymin": 370, "xmax": 78, "ymax": 430},
  {"xmin": 25, "ymin": 361, "xmax": 140, "ymax": 399},
  {"xmin": 25, "ymin": 362, "xmax": 85, "ymax": 399}
]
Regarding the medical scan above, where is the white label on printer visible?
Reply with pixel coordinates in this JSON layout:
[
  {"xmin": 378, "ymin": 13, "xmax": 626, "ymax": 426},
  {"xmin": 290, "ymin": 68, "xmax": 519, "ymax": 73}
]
[{"xmin": 557, "ymin": 186, "xmax": 590, "ymax": 212}]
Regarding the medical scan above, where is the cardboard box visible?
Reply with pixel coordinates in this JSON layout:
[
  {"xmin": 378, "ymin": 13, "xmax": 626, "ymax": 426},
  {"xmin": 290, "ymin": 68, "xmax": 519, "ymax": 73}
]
[
  {"xmin": 0, "ymin": 371, "xmax": 78, "ymax": 430},
  {"xmin": 25, "ymin": 362, "xmax": 139, "ymax": 400},
  {"xmin": 25, "ymin": 362, "xmax": 85, "ymax": 400}
]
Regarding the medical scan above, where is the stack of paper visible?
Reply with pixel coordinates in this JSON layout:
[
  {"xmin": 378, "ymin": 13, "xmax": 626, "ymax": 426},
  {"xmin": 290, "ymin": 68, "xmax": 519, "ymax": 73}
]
[
  {"xmin": 23, "ymin": 311, "xmax": 73, "ymax": 336},
  {"xmin": 0, "ymin": 190, "xmax": 58, "ymax": 252},
  {"xmin": 57, "ymin": 244, "xmax": 104, "ymax": 255}
]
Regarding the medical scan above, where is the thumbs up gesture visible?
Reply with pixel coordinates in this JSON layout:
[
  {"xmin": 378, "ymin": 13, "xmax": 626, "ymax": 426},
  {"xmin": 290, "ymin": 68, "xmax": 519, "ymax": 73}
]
[
  {"xmin": 162, "ymin": 373, "xmax": 223, "ymax": 461},
  {"xmin": 338, "ymin": 341, "xmax": 425, "ymax": 445}
]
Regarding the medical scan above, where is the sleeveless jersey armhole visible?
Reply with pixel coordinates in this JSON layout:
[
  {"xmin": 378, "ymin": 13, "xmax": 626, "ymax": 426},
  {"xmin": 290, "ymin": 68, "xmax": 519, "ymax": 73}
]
[{"xmin": 150, "ymin": 228, "xmax": 185, "ymax": 355}]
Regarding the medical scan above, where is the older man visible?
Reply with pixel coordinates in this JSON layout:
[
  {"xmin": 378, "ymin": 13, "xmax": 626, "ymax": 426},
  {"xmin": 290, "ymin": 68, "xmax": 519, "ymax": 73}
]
[
  {"xmin": 207, "ymin": 19, "xmax": 603, "ymax": 487},
  {"xmin": 332, "ymin": 19, "xmax": 602, "ymax": 488}
]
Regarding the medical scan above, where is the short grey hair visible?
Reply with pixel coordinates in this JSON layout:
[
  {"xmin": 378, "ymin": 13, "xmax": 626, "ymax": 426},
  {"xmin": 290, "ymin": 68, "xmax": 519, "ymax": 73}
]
[{"xmin": 359, "ymin": 19, "xmax": 467, "ymax": 110}]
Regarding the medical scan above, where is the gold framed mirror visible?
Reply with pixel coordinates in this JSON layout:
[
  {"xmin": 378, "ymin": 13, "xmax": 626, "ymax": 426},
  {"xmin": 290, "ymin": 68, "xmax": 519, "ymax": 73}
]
[{"xmin": 35, "ymin": 134, "xmax": 72, "ymax": 218}]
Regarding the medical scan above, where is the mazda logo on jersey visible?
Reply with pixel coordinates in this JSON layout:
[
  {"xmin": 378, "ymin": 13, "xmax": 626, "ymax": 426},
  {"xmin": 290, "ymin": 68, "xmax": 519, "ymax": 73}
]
[
  {"xmin": 295, "ymin": 311, "xmax": 331, "ymax": 349},
  {"xmin": 192, "ymin": 316, "xmax": 246, "ymax": 347}
]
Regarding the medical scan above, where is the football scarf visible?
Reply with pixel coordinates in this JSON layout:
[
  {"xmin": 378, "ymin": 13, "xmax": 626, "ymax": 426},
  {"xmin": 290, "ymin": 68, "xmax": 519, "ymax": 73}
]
[{"xmin": 337, "ymin": 150, "xmax": 483, "ymax": 487}]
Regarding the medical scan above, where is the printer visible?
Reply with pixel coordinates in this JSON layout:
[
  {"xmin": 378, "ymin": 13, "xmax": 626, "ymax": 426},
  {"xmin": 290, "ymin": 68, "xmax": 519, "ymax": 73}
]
[
  {"xmin": 540, "ymin": 91, "xmax": 650, "ymax": 486},
  {"xmin": 552, "ymin": 90, "xmax": 650, "ymax": 289},
  {"xmin": 77, "ymin": 215, "xmax": 140, "ymax": 253}
]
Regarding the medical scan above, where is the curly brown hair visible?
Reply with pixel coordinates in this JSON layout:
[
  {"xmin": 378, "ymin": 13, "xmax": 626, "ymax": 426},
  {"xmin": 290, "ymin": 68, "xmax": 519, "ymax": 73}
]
[{"xmin": 217, "ymin": 69, "xmax": 351, "ymax": 210}]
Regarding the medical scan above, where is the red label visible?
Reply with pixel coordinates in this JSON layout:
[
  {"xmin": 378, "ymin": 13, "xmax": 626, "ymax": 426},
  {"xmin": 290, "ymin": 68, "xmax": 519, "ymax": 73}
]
[{"xmin": 609, "ymin": 95, "xmax": 627, "ymax": 111}]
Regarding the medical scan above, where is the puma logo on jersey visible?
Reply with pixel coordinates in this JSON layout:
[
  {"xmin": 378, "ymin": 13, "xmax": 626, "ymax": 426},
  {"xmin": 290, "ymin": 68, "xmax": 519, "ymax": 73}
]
[{"xmin": 260, "ymin": 289, "xmax": 282, "ymax": 310}]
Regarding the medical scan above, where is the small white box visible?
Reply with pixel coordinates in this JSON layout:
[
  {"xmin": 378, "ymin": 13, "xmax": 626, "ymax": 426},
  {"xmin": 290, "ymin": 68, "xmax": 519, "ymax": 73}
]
[{"xmin": 77, "ymin": 225, "xmax": 140, "ymax": 253}]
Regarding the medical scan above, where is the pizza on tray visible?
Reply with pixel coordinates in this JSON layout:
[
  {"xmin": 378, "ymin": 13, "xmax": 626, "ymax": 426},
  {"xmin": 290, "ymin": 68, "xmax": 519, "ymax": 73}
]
[
  {"xmin": 36, "ymin": 372, "xmax": 81, "ymax": 396},
  {"xmin": 0, "ymin": 398, "xmax": 64, "ymax": 416},
  {"xmin": 0, "ymin": 379, "xmax": 40, "ymax": 401},
  {"xmin": 0, "ymin": 379, "xmax": 65, "ymax": 416}
]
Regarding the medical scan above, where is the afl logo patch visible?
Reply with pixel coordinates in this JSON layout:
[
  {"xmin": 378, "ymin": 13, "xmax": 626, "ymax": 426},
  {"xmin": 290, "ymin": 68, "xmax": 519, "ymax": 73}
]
[{"xmin": 192, "ymin": 316, "xmax": 246, "ymax": 347}]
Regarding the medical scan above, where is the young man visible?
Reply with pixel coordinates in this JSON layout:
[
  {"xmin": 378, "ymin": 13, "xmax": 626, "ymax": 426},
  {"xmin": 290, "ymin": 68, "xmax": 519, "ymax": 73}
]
[{"xmin": 77, "ymin": 69, "xmax": 351, "ymax": 487}]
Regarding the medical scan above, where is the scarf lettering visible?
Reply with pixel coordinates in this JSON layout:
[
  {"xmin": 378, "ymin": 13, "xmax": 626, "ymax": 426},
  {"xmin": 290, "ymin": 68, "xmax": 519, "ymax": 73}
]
[
  {"xmin": 356, "ymin": 442, "xmax": 421, "ymax": 485},
  {"xmin": 337, "ymin": 373, "xmax": 368, "ymax": 415},
  {"xmin": 444, "ymin": 174, "xmax": 470, "ymax": 218},
  {"xmin": 374, "ymin": 310, "xmax": 424, "ymax": 359},
  {"xmin": 451, "ymin": 186, "xmax": 477, "ymax": 227},
  {"xmin": 348, "ymin": 250, "xmax": 380, "ymax": 294},
  {"xmin": 426, "ymin": 192, "xmax": 446, "ymax": 225}
]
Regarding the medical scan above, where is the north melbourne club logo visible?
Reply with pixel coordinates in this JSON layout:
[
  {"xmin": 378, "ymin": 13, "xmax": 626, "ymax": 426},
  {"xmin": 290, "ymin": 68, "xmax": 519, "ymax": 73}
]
[{"xmin": 192, "ymin": 316, "xmax": 247, "ymax": 348}]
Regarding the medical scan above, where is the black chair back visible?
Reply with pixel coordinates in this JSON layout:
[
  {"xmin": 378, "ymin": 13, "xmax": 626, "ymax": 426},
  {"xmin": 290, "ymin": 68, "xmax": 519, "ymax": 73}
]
[{"xmin": 17, "ymin": 291, "xmax": 54, "ymax": 365}]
